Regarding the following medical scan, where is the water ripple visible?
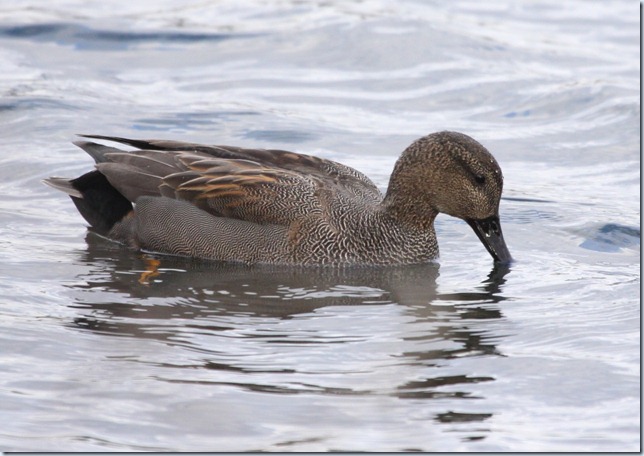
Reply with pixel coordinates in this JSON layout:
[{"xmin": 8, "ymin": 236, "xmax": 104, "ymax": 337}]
[
  {"xmin": 578, "ymin": 223, "xmax": 640, "ymax": 252},
  {"xmin": 0, "ymin": 23, "xmax": 259, "ymax": 50}
]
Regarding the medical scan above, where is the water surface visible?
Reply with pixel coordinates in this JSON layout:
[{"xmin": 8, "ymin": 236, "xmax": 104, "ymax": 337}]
[{"xmin": 0, "ymin": 0, "xmax": 639, "ymax": 452}]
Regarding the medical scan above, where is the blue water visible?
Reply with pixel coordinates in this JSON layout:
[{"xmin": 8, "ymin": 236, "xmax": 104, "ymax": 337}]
[{"xmin": 0, "ymin": 1, "xmax": 639, "ymax": 452}]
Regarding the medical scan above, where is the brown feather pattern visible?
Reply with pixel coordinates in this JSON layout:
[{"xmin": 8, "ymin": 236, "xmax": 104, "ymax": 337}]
[{"xmin": 44, "ymin": 132, "xmax": 511, "ymax": 265}]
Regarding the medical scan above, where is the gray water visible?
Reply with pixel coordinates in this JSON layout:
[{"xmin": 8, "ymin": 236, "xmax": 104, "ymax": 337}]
[{"xmin": 0, "ymin": 0, "xmax": 640, "ymax": 452}]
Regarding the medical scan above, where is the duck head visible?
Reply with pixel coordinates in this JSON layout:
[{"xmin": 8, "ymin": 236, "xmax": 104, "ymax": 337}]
[{"xmin": 385, "ymin": 131, "xmax": 512, "ymax": 264}]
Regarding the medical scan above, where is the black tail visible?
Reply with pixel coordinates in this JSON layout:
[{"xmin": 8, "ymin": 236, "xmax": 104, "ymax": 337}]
[{"xmin": 45, "ymin": 170, "xmax": 132, "ymax": 235}]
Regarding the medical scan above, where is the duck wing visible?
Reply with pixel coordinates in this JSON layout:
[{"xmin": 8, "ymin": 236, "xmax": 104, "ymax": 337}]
[{"xmin": 76, "ymin": 135, "xmax": 383, "ymax": 226}]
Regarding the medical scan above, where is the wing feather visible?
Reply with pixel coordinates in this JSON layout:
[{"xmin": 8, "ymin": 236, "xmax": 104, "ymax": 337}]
[{"xmin": 75, "ymin": 136, "xmax": 383, "ymax": 226}]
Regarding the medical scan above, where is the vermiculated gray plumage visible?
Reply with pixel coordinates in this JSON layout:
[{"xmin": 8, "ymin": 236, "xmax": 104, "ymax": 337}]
[{"xmin": 44, "ymin": 131, "xmax": 512, "ymax": 265}]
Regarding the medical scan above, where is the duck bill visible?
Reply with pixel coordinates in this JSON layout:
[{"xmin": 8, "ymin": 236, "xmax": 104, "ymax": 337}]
[{"xmin": 466, "ymin": 215, "xmax": 512, "ymax": 264}]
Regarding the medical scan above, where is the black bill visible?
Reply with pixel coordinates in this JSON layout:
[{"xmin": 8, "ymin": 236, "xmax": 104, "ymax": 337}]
[{"xmin": 466, "ymin": 215, "xmax": 512, "ymax": 264}]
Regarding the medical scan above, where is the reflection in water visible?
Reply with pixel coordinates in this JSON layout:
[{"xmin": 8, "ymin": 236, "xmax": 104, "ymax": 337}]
[
  {"xmin": 67, "ymin": 233, "xmax": 511, "ymax": 435},
  {"xmin": 70, "ymin": 233, "xmax": 444, "ymax": 319}
]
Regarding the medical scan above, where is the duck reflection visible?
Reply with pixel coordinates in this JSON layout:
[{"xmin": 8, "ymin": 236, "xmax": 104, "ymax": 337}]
[
  {"xmin": 69, "ymin": 233, "xmax": 509, "ymax": 319},
  {"xmin": 67, "ymin": 233, "xmax": 511, "ymax": 432}
]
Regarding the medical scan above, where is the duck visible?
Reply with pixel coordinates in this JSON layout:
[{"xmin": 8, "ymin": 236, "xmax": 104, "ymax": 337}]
[{"xmin": 44, "ymin": 131, "xmax": 511, "ymax": 266}]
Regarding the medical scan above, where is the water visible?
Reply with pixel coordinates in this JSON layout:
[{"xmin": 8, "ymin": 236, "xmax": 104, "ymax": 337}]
[{"xmin": 0, "ymin": 0, "xmax": 639, "ymax": 451}]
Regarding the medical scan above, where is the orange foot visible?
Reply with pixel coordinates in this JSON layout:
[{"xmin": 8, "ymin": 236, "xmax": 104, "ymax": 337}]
[{"xmin": 138, "ymin": 257, "xmax": 161, "ymax": 285}]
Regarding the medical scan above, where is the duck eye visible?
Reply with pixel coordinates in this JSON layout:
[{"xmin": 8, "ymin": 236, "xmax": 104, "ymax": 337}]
[{"xmin": 475, "ymin": 175, "xmax": 486, "ymax": 185}]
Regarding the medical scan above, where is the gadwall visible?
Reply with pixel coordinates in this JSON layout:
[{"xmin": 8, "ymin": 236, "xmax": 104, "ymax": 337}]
[{"xmin": 44, "ymin": 131, "xmax": 511, "ymax": 265}]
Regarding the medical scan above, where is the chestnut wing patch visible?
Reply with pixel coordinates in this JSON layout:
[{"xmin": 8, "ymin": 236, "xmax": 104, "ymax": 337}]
[{"xmin": 161, "ymin": 154, "xmax": 323, "ymax": 225}]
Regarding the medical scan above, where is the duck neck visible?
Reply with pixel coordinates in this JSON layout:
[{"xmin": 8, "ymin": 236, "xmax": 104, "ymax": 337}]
[
  {"xmin": 381, "ymin": 188, "xmax": 439, "ymax": 234},
  {"xmin": 361, "ymin": 195, "xmax": 438, "ymax": 264}
]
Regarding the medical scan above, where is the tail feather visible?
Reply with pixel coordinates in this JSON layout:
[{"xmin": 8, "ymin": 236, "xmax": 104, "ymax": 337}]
[
  {"xmin": 43, "ymin": 177, "xmax": 82, "ymax": 198},
  {"xmin": 44, "ymin": 170, "xmax": 133, "ymax": 235}
]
